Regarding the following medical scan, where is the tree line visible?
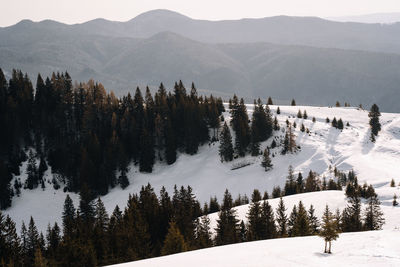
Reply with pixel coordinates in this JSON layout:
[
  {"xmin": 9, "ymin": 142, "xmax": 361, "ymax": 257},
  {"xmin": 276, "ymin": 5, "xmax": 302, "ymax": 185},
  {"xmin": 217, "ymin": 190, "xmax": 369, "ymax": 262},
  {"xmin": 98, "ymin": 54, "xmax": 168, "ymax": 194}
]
[{"xmin": 0, "ymin": 181, "xmax": 384, "ymax": 266}]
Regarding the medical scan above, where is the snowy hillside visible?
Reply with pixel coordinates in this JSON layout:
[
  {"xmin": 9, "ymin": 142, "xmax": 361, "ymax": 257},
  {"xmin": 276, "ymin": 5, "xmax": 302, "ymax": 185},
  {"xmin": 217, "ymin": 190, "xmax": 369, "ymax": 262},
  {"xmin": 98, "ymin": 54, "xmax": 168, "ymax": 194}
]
[
  {"xmin": 4, "ymin": 105, "xmax": 400, "ymax": 232},
  {"xmin": 109, "ymin": 229, "xmax": 400, "ymax": 267}
]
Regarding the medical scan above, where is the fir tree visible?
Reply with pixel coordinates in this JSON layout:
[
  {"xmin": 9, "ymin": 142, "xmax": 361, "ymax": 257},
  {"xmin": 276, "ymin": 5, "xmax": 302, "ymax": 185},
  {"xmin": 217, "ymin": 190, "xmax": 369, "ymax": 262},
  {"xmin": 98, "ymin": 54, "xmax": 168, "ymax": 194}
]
[
  {"xmin": 215, "ymin": 190, "xmax": 240, "ymax": 245},
  {"xmin": 342, "ymin": 191, "xmax": 362, "ymax": 232},
  {"xmin": 62, "ymin": 194, "xmax": 75, "ymax": 238},
  {"xmin": 319, "ymin": 205, "xmax": 339, "ymax": 253},
  {"xmin": 303, "ymin": 110, "xmax": 308, "ymax": 119},
  {"xmin": 337, "ymin": 118, "xmax": 344, "ymax": 130},
  {"xmin": 294, "ymin": 201, "xmax": 310, "ymax": 236},
  {"xmin": 297, "ymin": 110, "xmax": 302, "ymax": 118},
  {"xmin": 291, "ymin": 99, "xmax": 296, "ymax": 106},
  {"xmin": 219, "ymin": 122, "xmax": 234, "ymax": 162},
  {"xmin": 368, "ymin": 104, "xmax": 381, "ymax": 142},
  {"xmin": 308, "ymin": 205, "xmax": 320, "ymax": 234},
  {"xmin": 261, "ymin": 148, "xmax": 273, "ymax": 171},
  {"xmin": 276, "ymin": 197, "xmax": 288, "ymax": 237},
  {"xmin": 276, "ymin": 107, "xmax": 281, "ymax": 114},
  {"xmin": 288, "ymin": 205, "xmax": 298, "ymax": 237},
  {"xmin": 390, "ymin": 179, "xmax": 395, "ymax": 187},
  {"xmin": 363, "ymin": 195, "xmax": 384, "ymax": 230},
  {"xmin": 161, "ymin": 221, "xmax": 188, "ymax": 256},
  {"xmin": 267, "ymin": 97, "xmax": 273, "ymax": 105},
  {"xmin": 393, "ymin": 194, "xmax": 398, "ymax": 206}
]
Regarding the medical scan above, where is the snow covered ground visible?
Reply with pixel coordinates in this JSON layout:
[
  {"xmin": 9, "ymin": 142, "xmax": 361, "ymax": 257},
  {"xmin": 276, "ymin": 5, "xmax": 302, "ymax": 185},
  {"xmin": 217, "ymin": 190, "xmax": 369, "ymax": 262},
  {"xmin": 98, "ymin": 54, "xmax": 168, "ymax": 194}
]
[
  {"xmin": 4, "ymin": 105, "xmax": 400, "ymax": 233},
  {"xmin": 109, "ymin": 229, "xmax": 400, "ymax": 267}
]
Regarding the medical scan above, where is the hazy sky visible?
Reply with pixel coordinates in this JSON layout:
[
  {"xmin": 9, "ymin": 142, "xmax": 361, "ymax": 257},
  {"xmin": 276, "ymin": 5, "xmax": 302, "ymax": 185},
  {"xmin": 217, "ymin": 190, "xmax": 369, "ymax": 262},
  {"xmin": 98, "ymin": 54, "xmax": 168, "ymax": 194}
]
[{"xmin": 2, "ymin": 0, "xmax": 400, "ymax": 26}]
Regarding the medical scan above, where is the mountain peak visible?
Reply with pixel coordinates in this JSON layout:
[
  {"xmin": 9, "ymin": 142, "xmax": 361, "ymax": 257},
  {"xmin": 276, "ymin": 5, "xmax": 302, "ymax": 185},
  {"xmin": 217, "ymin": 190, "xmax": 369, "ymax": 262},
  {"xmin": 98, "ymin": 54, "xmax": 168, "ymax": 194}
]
[{"xmin": 130, "ymin": 9, "xmax": 191, "ymax": 22}]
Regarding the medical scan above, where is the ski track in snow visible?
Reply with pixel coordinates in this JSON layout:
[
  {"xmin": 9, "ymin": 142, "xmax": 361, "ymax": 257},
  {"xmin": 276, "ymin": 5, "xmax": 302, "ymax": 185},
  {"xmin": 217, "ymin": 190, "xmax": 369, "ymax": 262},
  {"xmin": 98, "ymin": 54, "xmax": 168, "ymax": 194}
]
[{"xmin": 3, "ymin": 105, "xmax": 400, "ymax": 236}]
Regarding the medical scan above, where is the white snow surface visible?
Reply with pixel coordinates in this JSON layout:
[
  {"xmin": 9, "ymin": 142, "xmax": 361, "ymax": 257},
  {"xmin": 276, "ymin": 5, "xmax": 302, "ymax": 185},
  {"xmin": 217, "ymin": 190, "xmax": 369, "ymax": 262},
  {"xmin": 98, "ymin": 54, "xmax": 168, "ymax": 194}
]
[
  {"xmin": 3, "ymin": 105, "xmax": 400, "ymax": 234},
  {"xmin": 109, "ymin": 229, "xmax": 400, "ymax": 267}
]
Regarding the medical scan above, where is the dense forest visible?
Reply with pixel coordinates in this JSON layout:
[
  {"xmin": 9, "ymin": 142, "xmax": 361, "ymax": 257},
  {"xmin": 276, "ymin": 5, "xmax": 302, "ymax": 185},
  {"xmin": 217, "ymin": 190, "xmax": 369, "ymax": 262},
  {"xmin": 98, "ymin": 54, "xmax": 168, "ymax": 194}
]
[{"xmin": 0, "ymin": 69, "xmax": 228, "ymax": 209}]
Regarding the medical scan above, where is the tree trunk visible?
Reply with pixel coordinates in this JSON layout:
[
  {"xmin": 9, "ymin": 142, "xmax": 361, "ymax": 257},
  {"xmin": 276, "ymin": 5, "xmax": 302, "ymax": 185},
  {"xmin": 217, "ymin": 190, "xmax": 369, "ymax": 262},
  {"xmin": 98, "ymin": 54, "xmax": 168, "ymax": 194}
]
[
  {"xmin": 328, "ymin": 241, "xmax": 332, "ymax": 254},
  {"xmin": 324, "ymin": 241, "xmax": 327, "ymax": 253}
]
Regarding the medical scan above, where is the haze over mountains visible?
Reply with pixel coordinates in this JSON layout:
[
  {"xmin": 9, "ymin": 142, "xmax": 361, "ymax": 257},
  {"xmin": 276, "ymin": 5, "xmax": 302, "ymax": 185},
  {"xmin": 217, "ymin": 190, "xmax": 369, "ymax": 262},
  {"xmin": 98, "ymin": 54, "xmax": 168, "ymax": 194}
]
[{"xmin": 1, "ymin": 9, "xmax": 400, "ymax": 111}]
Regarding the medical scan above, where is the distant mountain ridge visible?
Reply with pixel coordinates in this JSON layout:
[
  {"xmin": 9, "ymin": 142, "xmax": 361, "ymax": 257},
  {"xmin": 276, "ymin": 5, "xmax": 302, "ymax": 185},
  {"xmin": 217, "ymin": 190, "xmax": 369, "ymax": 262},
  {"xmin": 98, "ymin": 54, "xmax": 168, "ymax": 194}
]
[{"xmin": 1, "ymin": 9, "xmax": 400, "ymax": 111}]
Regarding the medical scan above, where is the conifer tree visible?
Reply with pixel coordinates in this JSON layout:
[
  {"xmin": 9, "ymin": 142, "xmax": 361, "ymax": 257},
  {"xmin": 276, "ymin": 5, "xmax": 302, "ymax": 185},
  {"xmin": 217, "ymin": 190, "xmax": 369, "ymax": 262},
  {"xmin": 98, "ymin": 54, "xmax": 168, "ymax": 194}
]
[
  {"xmin": 284, "ymin": 165, "xmax": 297, "ymax": 196},
  {"xmin": 261, "ymin": 148, "xmax": 273, "ymax": 171},
  {"xmin": 393, "ymin": 194, "xmax": 398, "ymax": 206},
  {"xmin": 363, "ymin": 195, "xmax": 384, "ymax": 230},
  {"xmin": 368, "ymin": 104, "xmax": 381, "ymax": 142},
  {"xmin": 215, "ymin": 190, "xmax": 240, "ymax": 245},
  {"xmin": 277, "ymin": 107, "xmax": 281, "ymax": 114},
  {"xmin": 267, "ymin": 97, "xmax": 273, "ymax": 105},
  {"xmin": 390, "ymin": 179, "xmax": 395, "ymax": 187},
  {"xmin": 194, "ymin": 214, "xmax": 212, "ymax": 249},
  {"xmin": 342, "ymin": 191, "xmax": 362, "ymax": 232},
  {"xmin": 276, "ymin": 198, "xmax": 288, "ymax": 237},
  {"xmin": 305, "ymin": 170, "xmax": 320, "ymax": 192},
  {"xmin": 303, "ymin": 110, "xmax": 308, "ymax": 119},
  {"xmin": 331, "ymin": 117, "xmax": 338, "ymax": 128},
  {"xmin": 337, "ymin": 118, "xmax": 344, "ymax": 130},
  {"xmin": 219, "ymin": 122, "xmax": 234, "ymax": 162},
  {"xmin": 294, "ymin": 201, "xmax": 310, "ymax": 236},
  {"xmin": 291, "ymin": 99, "xmax": 296, "ymax": 106},
  {"xmin": 288, "ymin": 205, "xmax": 298, "ymax": 237},
  {"xmin": 308, "ymin": 205, "xmax": 320, "ymax": 234},
  {"xmin": 273, "ymin": 116, "xmax": 280, "ymax": 130},
  {"xmin": 319, "ymin": 205, "xmax": 339, "ymax": 253},
  {"xmin": 261, "ymin": 201, "xmax": 276, "ymax": 239},
  {"xmin": 161, "ymin": 221, "xmax": 188, "ymax": 256},
  {"xmin": 62, "ymin": 194, "xmax": 75, "ymax": 238},
  {"xmin": 26, "ymin": 150, "xmax": 39, "ymax": 189},
  {"xmin": 297, "ymin": 110, "xmax": 302, "ymax": 118}
]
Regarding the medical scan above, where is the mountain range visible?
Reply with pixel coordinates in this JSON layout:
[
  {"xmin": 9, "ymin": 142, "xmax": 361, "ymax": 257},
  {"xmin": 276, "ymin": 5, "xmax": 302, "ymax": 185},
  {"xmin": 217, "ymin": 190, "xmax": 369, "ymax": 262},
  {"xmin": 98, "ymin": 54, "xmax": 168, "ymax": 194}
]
[{"xmin": 1, "ymin": 9, "xmax": 400, "ymax": 111}]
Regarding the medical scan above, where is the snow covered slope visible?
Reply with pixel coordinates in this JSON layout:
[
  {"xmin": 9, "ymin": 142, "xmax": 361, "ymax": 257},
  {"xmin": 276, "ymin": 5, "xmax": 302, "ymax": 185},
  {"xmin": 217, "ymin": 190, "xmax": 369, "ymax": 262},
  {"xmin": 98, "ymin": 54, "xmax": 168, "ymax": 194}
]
[
  {"xmin": 4, "ymin": 105, "xmax": 400, "ymax": 232},
  {"xmin": 109, "ymin": 230, "xmax": 400, "ymax": 267}
]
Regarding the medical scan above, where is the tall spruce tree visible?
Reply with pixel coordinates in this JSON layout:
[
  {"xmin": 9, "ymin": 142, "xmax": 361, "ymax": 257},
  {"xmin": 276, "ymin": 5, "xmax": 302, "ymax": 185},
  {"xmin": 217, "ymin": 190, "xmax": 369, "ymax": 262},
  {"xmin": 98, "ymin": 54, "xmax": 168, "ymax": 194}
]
[
  {"xmin": 368, "ymin": 104, "xmax": 381, "ymax": 142},
  {"xmin": 363, "ymin": 195, "xmax": 384, "ymax": 230},
  {"xmin": 215, "ymin": 190, "xmax": 240, "ymax": 245},
  {"xmin": 219, "ymin": 122, "xmax": 234, "ymax": 162},
  {"xmin": 276, "ymin": 197, "xmax": 288, "ymax": 237}
]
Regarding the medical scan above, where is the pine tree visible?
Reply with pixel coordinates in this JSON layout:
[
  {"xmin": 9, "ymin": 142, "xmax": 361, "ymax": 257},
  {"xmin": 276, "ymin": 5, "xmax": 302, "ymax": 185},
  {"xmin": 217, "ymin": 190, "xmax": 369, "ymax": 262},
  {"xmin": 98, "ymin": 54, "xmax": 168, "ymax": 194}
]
[
  {"xmin": 393, "ymin": 194, "xmax": 398, "ymax": 206},
  {"xmin": 161, "ymin": 221, "xmax": 188, "ymax": 256},
  {"xmin": 246, "ymin": 200, "xmax": 263, "ymax": 241},
  {"xmin": 297, "ymin": 110, "xmax": 302, "ymax": 118},
  {"xmin": 319, "ymin": 205, "xmax": 339, "ymax": 253},
  {"xmin": 276, "ymin": 197, "xmax": 288, "ymax": 237},
  {"xmin": 390, "ymin": 179, "xmax": 395, "ymax": 187},
  {"xmin": 337, "ymin": 118, "xmax": 344, "ymax": 130},
  {"xmin": 342, "ymin": 192, "xmax": 362, "ymax": 232},
  {"xmin": 294, "ymin": 201, "xmax": 310, "ymax": 236},
  {"xmin": 305, "ymin": 170, "xmax": 320, "ymax": 192},
  {"xmin": 219, "ymin": 122, "xmax": 234, "ymax": 162},
  {"xmin": 368, "ymin": 104, "xmax": 381, "ymax": 142},
  {"xmin": 288, "ymin": 205, "xmax": 298, "ymax": 237},
  {"xmin": 291, "ymin": 99, "xmax": 296, "ymax": 106},
  {"xmin": 267, "ymin": 97, "xmax": 273, "ymax": 105},
  {"xmin": 62, "ymin": 194, "xmax": 75, "ymax": 238},
  {"xmin": 261, "ymin": 148, "xmax": 273, "ymax": 171},
  {"xmin": 261, "ymin": 201, "xmax": 276, "ymax": 239},
  {"xmin": 277, "ymin": 107, "xmax": 281, "ymax": 114},
  {"xmin": 26, "ymin": 150, "xmax": 38, "ymax": 189},
  {"xmin": 363, "ymin": 195, "xmax": 384, "ymax": 230},
  {"xmin": 284, "ymin": 165, "xmax": 297, "ymax": 196},
  {"xmin": 331, "ymin": 117, "xmax": 338, "ymax": 128},
  {"xmin": 215, "ymin": 190, "xmax": 240, "ymax": 245},
  {"xmin": 303, "ymin": 110, "xmax": 308, "ymax": 119},
  {"xmin": 308, "ymin": 205, "xmax": 320, "ymax": 234}
]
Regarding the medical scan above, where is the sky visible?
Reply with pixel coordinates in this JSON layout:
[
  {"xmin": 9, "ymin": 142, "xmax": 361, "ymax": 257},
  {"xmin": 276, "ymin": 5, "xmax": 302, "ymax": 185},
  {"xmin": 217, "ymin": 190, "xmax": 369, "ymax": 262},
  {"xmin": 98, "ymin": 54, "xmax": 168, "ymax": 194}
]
[{"xmin": 2, "ymin": 0, "xmax": 400, "ymax": 27}]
